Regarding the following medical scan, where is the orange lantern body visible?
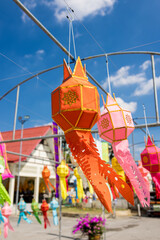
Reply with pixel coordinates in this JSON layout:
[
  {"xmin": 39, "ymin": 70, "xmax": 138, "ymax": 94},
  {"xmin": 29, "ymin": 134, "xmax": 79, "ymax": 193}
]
[
  {"xmin": 51, "ymin": 58, "xmax": 134, "ymax": 212},
  {"xmin": 51, "ymin": 57, "xmax": 100, "ymax": 133}
]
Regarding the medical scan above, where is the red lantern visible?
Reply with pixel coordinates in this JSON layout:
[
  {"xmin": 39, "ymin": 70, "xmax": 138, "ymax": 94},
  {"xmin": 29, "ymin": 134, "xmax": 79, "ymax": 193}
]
[
  {"xmin": 41, "ymin": 199, "xmax": 50, "ymax": 229},
  {"xmin": 51, "ymin": 58, "xmax": 134, "ymax": 212},
  {"xmin": 141, "ymin": 136, "xmax": 160, "ymax": 198}
]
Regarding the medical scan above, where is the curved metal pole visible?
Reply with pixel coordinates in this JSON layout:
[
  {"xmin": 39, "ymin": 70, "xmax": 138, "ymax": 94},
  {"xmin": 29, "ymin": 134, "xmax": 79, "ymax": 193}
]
[
  {"xmin": 82, "ymin": 51, "xmax": 160, "ymax": 61},
  {"xmin": 2, "ymin": 50, "xmax": 160, "ymax": 101},
  {"xmin": 0, "ymin": 64, "xmax": 63, "ymax": 101},
  {"xmin": 13, "ymin": 85, "xmax": 20, "ymax": 139},
  {"xmin": 151, "ymin": 55, "xmax": 159, "ymax": 122}
]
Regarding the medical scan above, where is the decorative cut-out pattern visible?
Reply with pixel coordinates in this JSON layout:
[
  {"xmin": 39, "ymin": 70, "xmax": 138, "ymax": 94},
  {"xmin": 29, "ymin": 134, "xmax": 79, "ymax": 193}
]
[
  {"xmin": 62, "ymin": 90, "xmax": 78, "ymax": 106},
  {"xmin": 125, "ymin": 114, "xmax": 132, "ymax": 125},
  {"xmin": 100, "ymin": 118, "xmax": 109, "ymax": 129}
]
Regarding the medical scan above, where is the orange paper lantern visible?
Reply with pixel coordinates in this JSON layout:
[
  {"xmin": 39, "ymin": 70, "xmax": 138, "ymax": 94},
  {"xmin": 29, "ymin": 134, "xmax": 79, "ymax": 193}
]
[
  {"xmin": 51, "ymin": 58, "xmax": 134, "ymax": 212},
  {"xmin": 42, "ymin": 166, "xmax": 55, "ymax": 192}
]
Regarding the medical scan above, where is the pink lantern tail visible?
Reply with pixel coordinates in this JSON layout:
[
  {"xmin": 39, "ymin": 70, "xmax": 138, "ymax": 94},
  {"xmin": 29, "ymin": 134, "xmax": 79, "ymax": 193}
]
[
  {"xmin": 113, "ymin": 140, "xmax": 150, "ymax": 207},
  {"xmin": 2, "ymin": 169, "xmax": 14, "ymax": 180},
  {"xmin": 152, "ymin": 173, "xmax": 160, "ymax": 199},
  {"xmin": 4, "ymin": 218, "xmax": 14, "ymax": 238}
]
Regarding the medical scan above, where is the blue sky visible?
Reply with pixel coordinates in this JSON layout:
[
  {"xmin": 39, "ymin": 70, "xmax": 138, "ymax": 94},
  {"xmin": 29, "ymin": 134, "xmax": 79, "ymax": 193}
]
[{"xmin": 0, "ymin": 0, "xmax": 160, "ymax": 160}]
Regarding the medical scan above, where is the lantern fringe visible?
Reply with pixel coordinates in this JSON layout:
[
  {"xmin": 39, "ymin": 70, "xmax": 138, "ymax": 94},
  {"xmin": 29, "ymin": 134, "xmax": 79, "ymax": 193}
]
[
  {"xmin": 42, "ymin": 166, "xmax": 56, "ymax": 193},
  {"xmin": 18, "ymin": 212, "xmax": 32, "ymax": 225},
  {"xmin": 45, "ymin": 180, "xmax": 56, "ymax": 192},
  {"xmin": 33, "ymin": 212, "xmax": 41, "ymax": 224},
  {"xmin": 43, "ymin": 212, "xmax": 50, "ymax": 229},
  {"xmin": 4, "ymin": 217, "xmax": 14, "ymax": 238},
  {"xmin": 59, "ymin": 178, "xmax": 68, "ymax": 200},
  {"xmin": 152, "ymin": 174, "xmax": 160, "ymax": 199},
  {"xmin": 113, "ymin": 140, "xmax": 150, "ymax": 207},
  {"xmin": 65, "ymin": 130, "xmax": 134, "ymax": 212}
]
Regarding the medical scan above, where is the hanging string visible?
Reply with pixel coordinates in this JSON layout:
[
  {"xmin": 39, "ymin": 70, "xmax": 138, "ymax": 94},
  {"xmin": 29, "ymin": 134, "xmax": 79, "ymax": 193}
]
[
  {"xmin": 36, "ymin": 75, "xmax": 39, "ymax": 88},
  {"xmin": 105, "ymin": 54, "xmax": 112, "ymax": 95},
  {"xmin": 143, "ymin": 104, "xmax": 151, "ymax": 140},
  {"xmin": 67, "ymin": 16, "xmax": 72, "ymax": 66},
  {"xmin": 71, "ymin": 21, "xmax": 77, "ymax": 60},
  {"xmin": 66, "ymin": 7, "xmax": 77, "ymax": 65}
]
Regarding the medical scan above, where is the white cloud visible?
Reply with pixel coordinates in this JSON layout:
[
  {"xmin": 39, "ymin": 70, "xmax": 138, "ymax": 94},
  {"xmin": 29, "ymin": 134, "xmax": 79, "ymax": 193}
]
[
  {"xmin": 109, "ymin": 65, "xmax": 146, "ymax": 87},
  {"xmin": 41, "ymin": 0, "xmax": 117, "ymax": 21},
  {"xmin": 36, "ymin": 49, "xmax": 45, "ymax": 60},
  {"xmin": 116, "ymin": 97, "xmax": 137, "ymax": 113},
  {"xmin": 140, "ymin": 60, "xmax": 150, "ymax": 71},
  {"xmin": 133, "ymin": 76, "xmax": 160, "ymax": 96},
  {"xmin": 24, "ymin": 49, "xmax": 45, "ymax": 60},
  {"xmin": 36, "ymin": 49, "xmax": 45, "ymax": 55},
  {"xmin": 101, "ymin": 59, "xmax": 160, "ymax": 97},
  {"xmin": 21, "ymin": 0, "xmax": 37, "ymax": 23},
  {"xmin": 24, "ymin": 54, "xmax": 32, "ymax": 59},
  {"xmin": 100, "ymin": 97, "xmax": 137, "ymax": 113}
]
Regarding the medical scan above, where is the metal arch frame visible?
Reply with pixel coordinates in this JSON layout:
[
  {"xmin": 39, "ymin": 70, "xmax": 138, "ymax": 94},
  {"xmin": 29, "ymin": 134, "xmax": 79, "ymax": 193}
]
[
  {"xmin": 0, "ymin": 0, "xmax": 159, "ymax": 142},
  {"xmin": 1, "ymin": 50, "xmax": 160, "ymax": 139}
]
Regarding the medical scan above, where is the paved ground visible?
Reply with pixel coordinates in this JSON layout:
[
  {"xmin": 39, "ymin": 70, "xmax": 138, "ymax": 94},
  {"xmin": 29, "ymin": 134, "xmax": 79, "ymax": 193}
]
[{"xmin": 1, "ymin": 214, "xmax": 160, "ymax": 240}]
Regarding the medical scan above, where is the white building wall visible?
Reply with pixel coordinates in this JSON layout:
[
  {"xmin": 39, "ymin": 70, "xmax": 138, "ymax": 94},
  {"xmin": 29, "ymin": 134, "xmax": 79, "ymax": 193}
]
[{"xmin": 8, "ymin": 134, "xmax": 56, "ymax": 204}]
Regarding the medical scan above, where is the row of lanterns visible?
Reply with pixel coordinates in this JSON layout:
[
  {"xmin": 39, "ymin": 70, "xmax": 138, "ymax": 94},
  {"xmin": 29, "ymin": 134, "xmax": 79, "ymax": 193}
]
[
  {"xmin": 0, "ymin": 57, "xmax": 160, "ymax": 237},
  {"xmin": 51, "ymin": 57, "xmax": 160, "ymax": 211}
]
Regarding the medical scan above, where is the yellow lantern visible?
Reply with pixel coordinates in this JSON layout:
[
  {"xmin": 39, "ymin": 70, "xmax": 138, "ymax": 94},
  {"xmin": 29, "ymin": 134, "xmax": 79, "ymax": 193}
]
[
  {"xmin": 74, "ymin": 168, "xmax": 85, "ymax": 200},
  {"xmin": 57, "ymin": 160, "xmax": 69, "ymax": 200}
]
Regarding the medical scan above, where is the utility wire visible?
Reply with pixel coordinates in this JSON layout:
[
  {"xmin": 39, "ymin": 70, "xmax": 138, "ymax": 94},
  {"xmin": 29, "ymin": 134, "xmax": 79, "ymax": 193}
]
[
  {"xmin": 0, "ymin": 73, "xmax": 32, "ymax": 82},
  {"xmin": 0, "ymin": 51, "xmax": 53, "ymax": 90},
  {"xmin": 119, "ymin": 39, "xmax": 160, "ymax": 53},
  {"xmin": 1, "ymin": 95, "xmax": 49, "ymax": 123}
]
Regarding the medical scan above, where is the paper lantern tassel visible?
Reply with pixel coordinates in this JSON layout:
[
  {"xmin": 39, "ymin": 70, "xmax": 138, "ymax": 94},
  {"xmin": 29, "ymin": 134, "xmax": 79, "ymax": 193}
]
[
  {"xmin": 41, "ymin": 200, "xmax": 50, "ymax": 229},
  {"xmin": 18, "ymin": 197, "xmax": 32, "ymax": 225},
  {"xmin": 50, "ymin": 197, "xmax": 59, "ymax": 226},
  {"xmin": 57, "ymin": 160, "xmax": 69, "ymax": 200},
  {"xmin": 74, "ymin": 168, "xmax": 84, "ymax": 200},
  {"xmin": 0, "ymin": 133, "xmax": 14, "ymax": 180},
  {"xmin": 31, "ymin": 199, "xmax": 41, "ymax": 224},
  {"xmin": 112, "ymin": 140, "xmax": 149, "ymax": 206},
  {"xmin": 66, "ymin": 130, "xmax": 134, "ymax": 210},
  {"xmin": 42, "ymin": 166, "xmax": 56, "ymax": 193},
  {"xmin": 2, "ymin": 203, "xmax": 14, "ymax": 239}
]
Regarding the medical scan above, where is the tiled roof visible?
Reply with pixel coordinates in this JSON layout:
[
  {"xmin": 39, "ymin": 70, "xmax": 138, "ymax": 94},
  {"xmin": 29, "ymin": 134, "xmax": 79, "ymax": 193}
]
[{"xmin": 1, "ymin": 125, "xmax": 52, "ymax": 162}]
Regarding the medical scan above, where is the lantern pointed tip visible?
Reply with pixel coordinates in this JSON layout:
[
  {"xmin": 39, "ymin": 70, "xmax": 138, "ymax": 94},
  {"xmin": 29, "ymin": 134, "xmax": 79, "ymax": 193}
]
[
  {"xmin": 106, "ymin": 93, "xmax": 116, "ymax": 106},
  {"xmin": 146, "ymin": 135, "xmax": 154, "ymax": 146},
  {"xmin": 63, "ymin": 59, "xmax": 72, "ymax": 82},
  {"xmin": 73, "ymin": 57, "xmax": 88, "ymax": 80}
]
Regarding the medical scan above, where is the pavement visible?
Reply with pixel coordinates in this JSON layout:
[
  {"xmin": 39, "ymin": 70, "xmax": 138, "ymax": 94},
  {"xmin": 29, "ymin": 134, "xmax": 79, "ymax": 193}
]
[{"xmin": 1, "ymin": 213, "xmax": 160, "ymax": 240}]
